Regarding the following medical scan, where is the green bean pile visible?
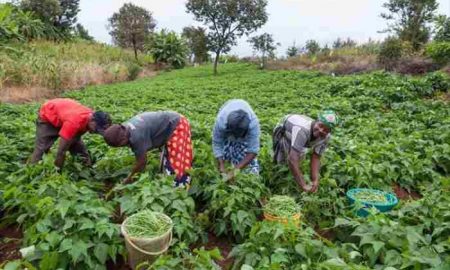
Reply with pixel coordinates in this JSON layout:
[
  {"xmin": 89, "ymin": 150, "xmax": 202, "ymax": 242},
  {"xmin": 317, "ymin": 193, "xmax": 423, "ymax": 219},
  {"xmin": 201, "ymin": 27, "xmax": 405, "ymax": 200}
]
[
  {"xmin": 125, "ymin": 210, "xmax": 172, "ymax": 238},
  {"xmin": 354, "ymin": 191, "xmax": 387, "ymax": 203},
  {"xmin": 264, "ymin": 195, "xmax": 301, "ymax": 218}
]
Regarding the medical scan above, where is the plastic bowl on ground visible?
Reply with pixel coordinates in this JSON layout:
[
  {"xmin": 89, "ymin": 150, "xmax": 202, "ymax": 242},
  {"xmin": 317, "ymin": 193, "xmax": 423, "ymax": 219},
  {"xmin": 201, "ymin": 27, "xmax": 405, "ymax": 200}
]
[{"xmin": 346, "ymin": 188, "xmax": 398, "ymax": 217}]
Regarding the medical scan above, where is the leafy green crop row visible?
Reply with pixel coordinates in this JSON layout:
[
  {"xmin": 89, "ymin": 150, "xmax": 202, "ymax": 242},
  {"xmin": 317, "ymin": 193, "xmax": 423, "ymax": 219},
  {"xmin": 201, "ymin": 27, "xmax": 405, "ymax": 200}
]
[{"xmin": 0, "ymin": 63, "xmax": 449, "ymax": 269}]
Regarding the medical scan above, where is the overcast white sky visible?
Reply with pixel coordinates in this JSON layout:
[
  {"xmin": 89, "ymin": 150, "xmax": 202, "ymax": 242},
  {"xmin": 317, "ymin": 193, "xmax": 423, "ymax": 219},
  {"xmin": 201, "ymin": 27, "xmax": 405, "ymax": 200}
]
[{"xmin": 4, "ymin": 0, "xmax": 450, "ymax": 56}]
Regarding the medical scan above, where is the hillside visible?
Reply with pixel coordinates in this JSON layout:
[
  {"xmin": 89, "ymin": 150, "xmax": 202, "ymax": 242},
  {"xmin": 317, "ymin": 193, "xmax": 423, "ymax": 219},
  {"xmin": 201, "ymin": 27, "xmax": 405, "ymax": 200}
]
[{"xmin": 0, "ymin": 40, "xmax": 155, "ymax": 103}]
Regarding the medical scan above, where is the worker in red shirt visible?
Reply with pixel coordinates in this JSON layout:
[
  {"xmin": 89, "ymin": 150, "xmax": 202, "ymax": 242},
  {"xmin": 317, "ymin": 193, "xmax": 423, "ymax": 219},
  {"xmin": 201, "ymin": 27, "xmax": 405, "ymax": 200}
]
[{"xmin": 30, "ymin": 98, "xmax": 111, "ymax": 168}]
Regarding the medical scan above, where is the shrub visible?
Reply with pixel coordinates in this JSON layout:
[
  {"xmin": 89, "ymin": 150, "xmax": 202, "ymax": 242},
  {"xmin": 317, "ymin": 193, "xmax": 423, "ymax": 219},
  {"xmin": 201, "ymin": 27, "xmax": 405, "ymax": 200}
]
[
  {"xmin": 424, "ymin": 71, "xmax": 450, "ymax": 93},
  {"xmin": 425, "ymin": 41, "xmax": 450, "ymax": 65},
  {"xmin": 219, "ymin": 54, "xmax": 240, "ymax": 63},
  {"xmin": 147, "ymin": 30, "xmax": 188, "ymax": 69},
  {"xmin": 395, "ymin": 57, "xmax": 438, "ymax": 75},
  {"xmin": 305, "ymin": 39, "xmax": 321, "ymax": 55},
  {"xmin": 378, "ymin": 37, "xmax": 403, "ymax": 71},
  {"xmin": 126, "ymin": 62, "xmax": 142, "ymax": 81}
]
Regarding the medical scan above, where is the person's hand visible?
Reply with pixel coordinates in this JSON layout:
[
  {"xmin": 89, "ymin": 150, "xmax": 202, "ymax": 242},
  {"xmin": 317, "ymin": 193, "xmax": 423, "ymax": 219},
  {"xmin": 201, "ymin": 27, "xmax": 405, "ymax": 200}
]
[
  {"xmin": 83, "ymin": 157, "xmax": 93, "ymax": 167},
  {"xmin": 219, "ymin": 166, "xmax": 226, "ymax": 174},
  {"xmin": 302, "ymin": 184, "xmax": 312, "ymax": 192},
  {"xmin": 297, "ymin": 180, "xmax": 310, "ymax": 192},
  {"xmin": 222, "ymin": 168, "xmax": 238, "ymax": 183},
  {"xmin": 122, "ymin": 177, "xmax": 134, "ymax": 185},
  {"xmin": 310, "ymin": 180, "xmax": 319, "ymax": 193},
  {"xmin": 54, "ymin": 159, "xmax": 63, "ymax": 170}
]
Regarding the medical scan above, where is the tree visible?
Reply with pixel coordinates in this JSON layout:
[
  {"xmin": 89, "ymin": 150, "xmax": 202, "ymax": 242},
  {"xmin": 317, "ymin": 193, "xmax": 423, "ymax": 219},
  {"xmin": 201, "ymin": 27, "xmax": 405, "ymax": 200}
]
[
  {"xmin": 20, "ymin": 0, "xmax": 79, "ymax": 31},
  {"xmin": 305, "ymin": 39, "xmax": 320, "ymax": 55},
  {"xmin": 147, "ymin": 29, "xmax": 188, "ymax": 69},
  {"xmin": 182, "ymin": 26, "xmax": 209, "ymax": 64},
  {"xmin": 186, "ymin": 0, "xmax": 268, "ymax": 75},
  {"xmin": 286, "ymin": 42, "xmax": 299, "ymax": 57},
  {"xmin": 342, "ymin": 37, "xmax": 357, "ymax": 48},
  {"xmin": 380, "ymin": 0, "xmax": 438, "ymax": 50},
  {"xmin": 378, "ymin": 37, "xmax": 403, "ymax": 71},
  {"xmin": 73, "ymin": 23, "xmax": 94, "ymax": 41},
  {"xmin": 20, "ymin": 0, "xmax": 61, "ymax": 24},
  {"xmin": 333, "ymin": 38, "xmax": 343, "ymax": 49},
  {"xmin": 321, "ymin": 44, "xmax": 331, "ymax": 54},
  {"xmin": 108, "ymin": 3, "xmax": 156, "ymax": 60},
  {"xmin": 248, "ymin": 33, "xmax": 278, "ymax": 69},
  {"xmin": 54, "ymin": 0, "xmax": 80, "ymax": 31},
  {"xmin": 433, "ymin": 15, "xmax": 450, "ymax": 41},
  {"xmin": 333, "ymin": 37, "xmax": 357, "ymax": 49}
]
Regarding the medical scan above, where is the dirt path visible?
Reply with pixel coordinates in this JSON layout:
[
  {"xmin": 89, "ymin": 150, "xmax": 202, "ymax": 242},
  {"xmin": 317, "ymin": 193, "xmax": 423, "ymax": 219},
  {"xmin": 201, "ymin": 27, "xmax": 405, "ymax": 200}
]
[{"xmin": 393, "ymin": 183, "xmax": 422, "ymax": 200}]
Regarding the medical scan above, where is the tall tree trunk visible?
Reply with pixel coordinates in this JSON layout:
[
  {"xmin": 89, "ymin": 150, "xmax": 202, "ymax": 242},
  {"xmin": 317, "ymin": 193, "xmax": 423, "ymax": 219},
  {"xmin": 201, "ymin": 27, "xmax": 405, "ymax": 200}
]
[
  {"xmin": 214, "ymin": 51, "xmax": 220, "ymax": 75},
  {"xmin": 262, "ymin": 51, "xmax": 266, "ymax": 69},
  {"xmin": 132, "ymin": 37, "xmax": 138, "ymax": 61},
  {"xmin": 133, "ymin": 47, "xmax": 138, "ymax": 61}
]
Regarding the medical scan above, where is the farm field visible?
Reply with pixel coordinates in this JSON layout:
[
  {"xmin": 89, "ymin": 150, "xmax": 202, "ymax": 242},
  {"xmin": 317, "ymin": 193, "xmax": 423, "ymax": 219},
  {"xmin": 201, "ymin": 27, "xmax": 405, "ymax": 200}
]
[{"xmin": 0, "ymin": 63, "xmax": 449, "ymax": 270}]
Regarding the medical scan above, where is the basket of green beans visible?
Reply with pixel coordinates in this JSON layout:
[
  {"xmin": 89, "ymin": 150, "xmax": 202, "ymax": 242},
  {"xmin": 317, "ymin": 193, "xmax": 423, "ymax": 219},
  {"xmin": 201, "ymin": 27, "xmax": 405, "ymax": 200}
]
[
  {"xmin": 346, "ymin": 188, "xmax": 398, "ymax": 217},
  {"xmin": 121, "ymin": 210, "xmax": 173, "ymax": 269},
  {"xmin": 263, "ymin": 195, "xmax": 301, "ymax": 225}
]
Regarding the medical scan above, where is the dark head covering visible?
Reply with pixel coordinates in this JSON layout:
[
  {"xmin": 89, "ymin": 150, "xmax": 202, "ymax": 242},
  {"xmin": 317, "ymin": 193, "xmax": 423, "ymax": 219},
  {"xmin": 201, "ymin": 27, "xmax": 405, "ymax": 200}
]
[
  {"xmin": 92, "ymin": 111, "xmax": 112, "ymax": 133},
  {"xmin": 103, "ymin": 124, "xmax": 128, "ymax": 147},
  {"xmin": 226, "ymin": 109, "xmax": 250, "ymax": 138}
]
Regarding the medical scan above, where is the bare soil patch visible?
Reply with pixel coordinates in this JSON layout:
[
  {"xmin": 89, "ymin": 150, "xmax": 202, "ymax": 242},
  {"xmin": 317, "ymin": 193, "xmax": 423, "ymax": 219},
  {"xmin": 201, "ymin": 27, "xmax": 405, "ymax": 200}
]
[{"xmin": 0, "ymin": 224, "xmax": 23, "ymax": 264}]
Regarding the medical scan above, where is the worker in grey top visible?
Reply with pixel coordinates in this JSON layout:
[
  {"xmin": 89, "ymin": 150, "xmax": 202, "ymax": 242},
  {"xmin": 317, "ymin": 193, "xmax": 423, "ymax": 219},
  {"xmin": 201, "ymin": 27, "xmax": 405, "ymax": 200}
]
[
  {"xmin": 273, "ymin": 110, "xmax": 339, "ymax": 192},
  {"xmin": 103, "ymin": 112, "xmax": 193, "ymax": 188}
]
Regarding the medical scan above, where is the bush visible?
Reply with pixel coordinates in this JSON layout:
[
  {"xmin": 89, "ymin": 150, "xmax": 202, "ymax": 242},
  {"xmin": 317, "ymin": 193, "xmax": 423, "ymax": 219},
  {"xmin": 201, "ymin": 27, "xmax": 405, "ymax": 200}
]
[
  {"xmin": 126, "ymin": 62, "xmax": 142, "ymax": 81},
  {"xmin": 219, "ymin": 54, "xmax": 240, "ymax": 63},
  {"xmin": 395, "ymin": 57, "xmax": 438, "ymax": 75},
  {"xmin": 424, "ymin": 71, "xmax": 450, "ymax": 93},
  {"xmin": 147, "ymin": 30, "xmax": 188, "ymax": 69},
  {"xmin": 425, "ymin": 42, "xmax": 450, "ymax": 65},
  {"xmin": 378, "ymin": 37, "xmax": 403, "ymax": 71}
]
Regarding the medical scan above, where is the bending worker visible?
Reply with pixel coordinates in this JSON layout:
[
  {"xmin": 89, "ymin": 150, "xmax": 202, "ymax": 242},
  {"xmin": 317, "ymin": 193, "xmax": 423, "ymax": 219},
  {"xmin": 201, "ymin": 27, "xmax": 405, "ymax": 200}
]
[
  {"xmin": 212, "ymin": 99, "xmax": 260, "ymax": 175},
  {"xmin": 103, "ymin": 111, "xmax": 193, "ymax": 188},
  {"xmin": 30, "ymin": 98, "xmax": 111, "ymax": 168},
  {"xmin": 272, "ymin": 110, "xmax": 339, "ymax": 192}
]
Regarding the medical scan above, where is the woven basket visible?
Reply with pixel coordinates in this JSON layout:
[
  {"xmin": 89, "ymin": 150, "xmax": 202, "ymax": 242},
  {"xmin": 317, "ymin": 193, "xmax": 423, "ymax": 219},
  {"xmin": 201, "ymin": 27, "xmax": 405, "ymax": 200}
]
[{"xmin": 263, "ymin": 212, "xmax": 301, "ymax": 226}]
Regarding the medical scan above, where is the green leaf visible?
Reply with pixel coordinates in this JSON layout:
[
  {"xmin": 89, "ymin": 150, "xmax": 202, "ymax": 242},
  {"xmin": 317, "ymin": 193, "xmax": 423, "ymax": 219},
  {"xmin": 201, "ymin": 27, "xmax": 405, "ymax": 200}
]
[
  {"xmin": 69, "ymin": 240, "xmax": 89, "ymax": 263},
  {"xmin": 63, "ymin": 219, "xmax": 76, "ymax": 231},
  {"xmin": 3, "ymin": 261, "xmax": 21, "ymax": 270},
  {"xmin": 59, "ymin": 238, "xmax": 73, "ymax": 252},
  {"xmin": 39, "ymin": 252, "xmax": 59, "ymax": 270},
  {"xmin": 371, "ymin": 241, "xmax": 385, "ymax": 254},
  {"xmin": 295, "ymin": 244, "xmax": 307, "ymax": 258},
  {"xmin": 79, "ymin": 218, "xmax": 95, "ymax": 230},
  {"xmin": 57, "ymin": 199, "xmax": 72, "ymax": 219},
  {"xmin": 94, "ymin": 243, "xmax": 109, "ymax": 264},
  {"xmin": 384, "ymin": 250, "xmax": 402, "ymax": 267},
  {"xmin": 359, "ymin": 234, "xmax": 375, "ymax": 246},
  {"xmin": 45, "ymin": 232, "xmax": 62, "ymax": 248},
  {"xmin": 237, "ymin": 210, "xmax": 248, "ymax": 224}
]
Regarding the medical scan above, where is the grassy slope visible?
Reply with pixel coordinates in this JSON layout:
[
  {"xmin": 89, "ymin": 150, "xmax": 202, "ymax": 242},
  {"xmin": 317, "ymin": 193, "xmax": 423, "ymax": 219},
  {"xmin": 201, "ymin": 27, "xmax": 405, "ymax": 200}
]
[{"xmin": 0, "ymin": 40, "xmax": 153, "ymax": 102}]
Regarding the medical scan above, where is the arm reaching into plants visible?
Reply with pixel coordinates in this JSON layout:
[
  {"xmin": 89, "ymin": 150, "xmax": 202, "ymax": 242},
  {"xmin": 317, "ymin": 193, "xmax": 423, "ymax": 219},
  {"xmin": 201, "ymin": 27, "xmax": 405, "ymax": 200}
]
[
  {"xmin": 217, "ymin": 158, "xmax": 226, "ymax": 173},
  {"xmin": 310, "ymin": 152, "xmax": 321, "ymax": 193},
  {"xmin": 55, "ymin": 137, "xmax": 75, "ymax": 169},
  {"xmin": 123, "ymin": 154, "xmax": 147, "ymax": 184},
  {"xmin": 235, "ymin": 153, "xmax": 256, "ymax": 170},
  {"xmin": 287, "ymin": 149, "xmax": 310, "ymax": 192}
]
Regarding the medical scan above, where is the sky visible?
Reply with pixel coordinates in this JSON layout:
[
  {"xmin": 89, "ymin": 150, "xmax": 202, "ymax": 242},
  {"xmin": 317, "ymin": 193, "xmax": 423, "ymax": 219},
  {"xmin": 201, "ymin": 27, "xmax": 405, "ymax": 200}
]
[{"xmin": 5, "ymin": 0, "xmax": 450, "ymax": 56}]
